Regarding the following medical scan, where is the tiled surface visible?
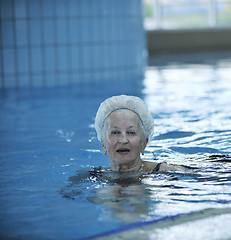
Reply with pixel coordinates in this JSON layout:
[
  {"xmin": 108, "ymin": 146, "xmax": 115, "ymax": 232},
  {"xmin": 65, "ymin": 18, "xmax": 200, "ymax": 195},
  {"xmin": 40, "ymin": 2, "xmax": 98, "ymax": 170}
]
[{"xmin": 0, "ymin": 0, "xmax": 146, "ymax": 88}]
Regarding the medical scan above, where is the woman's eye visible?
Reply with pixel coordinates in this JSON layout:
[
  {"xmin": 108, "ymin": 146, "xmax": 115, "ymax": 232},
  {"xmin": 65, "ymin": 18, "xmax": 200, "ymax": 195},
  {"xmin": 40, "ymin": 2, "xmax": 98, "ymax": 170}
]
[
  {"xmin": 111, "ymin": 130, "xmax": 120, "ymax": 135},
  {"xmin": 127, "ymin": 131, "xmax": 136, "ymax": 135}
]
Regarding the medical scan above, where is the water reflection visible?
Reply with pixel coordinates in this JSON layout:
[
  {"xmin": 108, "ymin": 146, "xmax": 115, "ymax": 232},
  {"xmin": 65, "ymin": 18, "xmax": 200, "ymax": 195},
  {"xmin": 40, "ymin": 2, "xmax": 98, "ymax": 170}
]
[
  {"xmin": 88, "ymin": 184, "xmax": 151, "ymax": 223},
  {"xmin": 60, "ymin": 154, "xmax": 231, "ymax": 224},
  {"xmin": 144, "ymin": 63, "xmax": 231, "ymax": 157},
  {"xmin": 60, "ymin": 168, "xmax": 177, "ymax": 223},
  {"xmin": 58, "ymin": 55, "xmax": 231, "ymax": 237}
]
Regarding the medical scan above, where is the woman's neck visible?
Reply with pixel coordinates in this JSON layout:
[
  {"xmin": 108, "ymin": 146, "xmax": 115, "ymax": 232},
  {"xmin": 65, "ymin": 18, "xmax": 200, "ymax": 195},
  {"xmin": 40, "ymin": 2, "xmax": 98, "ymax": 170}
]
[{"xmin": 111, "ymin": 158, "xmax": 142, "ymax": 172}]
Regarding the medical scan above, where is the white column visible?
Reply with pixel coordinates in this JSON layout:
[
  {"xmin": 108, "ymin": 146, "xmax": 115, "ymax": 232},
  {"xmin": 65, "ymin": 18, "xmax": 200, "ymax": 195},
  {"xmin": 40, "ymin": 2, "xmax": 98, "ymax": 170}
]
[
  {"xmin": 208, "ymin": 0, "xmax": 217, "ymax": 27},
  {"xmin": 153, "ymin": 0, "xmax": 162, "ymax": 29}
]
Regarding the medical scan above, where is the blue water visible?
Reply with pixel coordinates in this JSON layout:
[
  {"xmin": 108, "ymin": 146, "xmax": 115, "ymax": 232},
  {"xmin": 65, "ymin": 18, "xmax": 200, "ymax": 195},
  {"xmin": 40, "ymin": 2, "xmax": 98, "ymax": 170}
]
[{"xmin": 0, "ymin": 51, "xmax": 231, "ymax": 240}]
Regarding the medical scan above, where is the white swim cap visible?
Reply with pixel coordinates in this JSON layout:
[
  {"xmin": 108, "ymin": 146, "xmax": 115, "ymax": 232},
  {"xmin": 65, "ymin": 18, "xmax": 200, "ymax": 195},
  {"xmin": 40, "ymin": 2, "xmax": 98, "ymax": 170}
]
[{"xmin": 95, "ymin": 95, "xmax": 154, "ymax": 145}]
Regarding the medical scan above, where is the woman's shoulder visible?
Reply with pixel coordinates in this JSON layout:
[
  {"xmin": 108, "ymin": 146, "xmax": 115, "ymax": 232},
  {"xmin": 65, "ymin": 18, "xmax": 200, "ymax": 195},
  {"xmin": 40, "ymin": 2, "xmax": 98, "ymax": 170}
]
[
  {"xmin": 142, "ymin": 161, "xmax": 160, "ymax": 173},
  {"xmin": 142, "ymin": 160, "xmax": 187, "ymax": 173}
]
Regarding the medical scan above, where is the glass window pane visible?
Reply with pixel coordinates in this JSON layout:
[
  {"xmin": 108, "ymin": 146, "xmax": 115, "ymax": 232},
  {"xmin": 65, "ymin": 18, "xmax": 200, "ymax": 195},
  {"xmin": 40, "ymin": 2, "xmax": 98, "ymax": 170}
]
[
  {"xmin": 143, "ymin": 0, "xmax": 230, "ymax": 29},
  {"xmin": 161, "ymin": 0, "xmax": 208, "ymax": 29},
  {"xmin": 217, "ymin": 0, "xmax": 231, "ymax": 26}
]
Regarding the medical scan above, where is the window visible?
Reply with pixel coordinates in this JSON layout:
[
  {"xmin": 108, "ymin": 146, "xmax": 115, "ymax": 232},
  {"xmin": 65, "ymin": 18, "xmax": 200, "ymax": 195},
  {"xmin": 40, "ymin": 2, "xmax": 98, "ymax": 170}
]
[{"xmin": 143, "ymin": 0, "xmax": 231, "ymax": 30}]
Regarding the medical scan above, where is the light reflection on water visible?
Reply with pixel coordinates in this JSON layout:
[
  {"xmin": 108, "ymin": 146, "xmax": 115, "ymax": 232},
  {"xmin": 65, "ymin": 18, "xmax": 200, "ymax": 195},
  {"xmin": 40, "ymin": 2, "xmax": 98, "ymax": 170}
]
[
  {"xmin": 0, "ymin": 53, "xmax": 231, "ymax": 240},
  {"xmin": 61, "ymin": 154, "xmax": 231, "ymax": 239},
  {"xmin": 65, "ymin": 59, "xmax": 231, "ymax": 239},
  {"xmin": 144, "ymin": 63, "xmax": 231, "ymax": 158}
]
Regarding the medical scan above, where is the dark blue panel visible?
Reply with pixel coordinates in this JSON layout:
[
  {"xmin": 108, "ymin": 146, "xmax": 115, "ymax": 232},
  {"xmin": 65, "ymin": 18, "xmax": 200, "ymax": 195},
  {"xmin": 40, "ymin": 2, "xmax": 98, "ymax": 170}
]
[
  {"xmin": 29, "ymin": 20, "xmax": 41, "ymax": 45},
  {"xmin": 14, "ymin": 0, "xmax": 27, "ymax": 18},
  {"xmin": 0, "ymin": 0, "xmax": 13, "ymax": 19},
  {"xmin": 1, "ymin": 21, "xmax": 14, "ymax": 47},
  {"xmin": 15, "ymin": 20, "xmax": 28, "ymax": 46},
  {"xmin": 17, "ymin": 48, "xmax": 29, "ymax": 72},
  {"xmin": 3, "ymin": 49, "xmax": 15, "ymax": 73},
  {"xmin": 31, "ymin": 48, "xmax": 43, "ymax": 72}
]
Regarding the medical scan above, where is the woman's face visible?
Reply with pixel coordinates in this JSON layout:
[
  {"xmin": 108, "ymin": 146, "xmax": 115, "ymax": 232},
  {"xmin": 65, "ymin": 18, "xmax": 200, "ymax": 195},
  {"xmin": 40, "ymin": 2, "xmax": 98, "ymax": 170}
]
[{"xmin": 102, "ymin": 109, "xmax": 147, "ymax": 171}]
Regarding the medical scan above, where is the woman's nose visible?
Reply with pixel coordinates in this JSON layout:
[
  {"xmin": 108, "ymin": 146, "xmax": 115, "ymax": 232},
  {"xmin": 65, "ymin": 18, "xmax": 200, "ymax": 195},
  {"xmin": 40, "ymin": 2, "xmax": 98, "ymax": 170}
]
[{"xmin": 119, "ymin": 133, "xmax": 128, "ymax": 144}]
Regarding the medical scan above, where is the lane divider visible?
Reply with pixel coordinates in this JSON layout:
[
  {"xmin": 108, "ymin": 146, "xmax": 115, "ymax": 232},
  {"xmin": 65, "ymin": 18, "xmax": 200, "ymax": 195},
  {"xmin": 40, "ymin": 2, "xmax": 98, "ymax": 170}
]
[{"xmin": 78, "ymin": 207, "xmax": 231, "ymax": 240}]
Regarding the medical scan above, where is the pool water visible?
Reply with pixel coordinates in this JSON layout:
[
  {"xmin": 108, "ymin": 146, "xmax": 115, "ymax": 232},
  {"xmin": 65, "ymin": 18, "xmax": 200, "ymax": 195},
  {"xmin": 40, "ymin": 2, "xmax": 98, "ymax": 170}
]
[{"xmin": 0, "ymin": 51, "xmax": 231, "ymax": 240}]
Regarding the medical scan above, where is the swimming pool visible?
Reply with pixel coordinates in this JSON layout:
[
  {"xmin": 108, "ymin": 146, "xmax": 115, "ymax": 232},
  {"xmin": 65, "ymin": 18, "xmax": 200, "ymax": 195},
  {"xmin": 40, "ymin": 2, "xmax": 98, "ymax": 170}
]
[{"xmin": 0, "ymin": 51, "xmax": 231, "ymax": 240}]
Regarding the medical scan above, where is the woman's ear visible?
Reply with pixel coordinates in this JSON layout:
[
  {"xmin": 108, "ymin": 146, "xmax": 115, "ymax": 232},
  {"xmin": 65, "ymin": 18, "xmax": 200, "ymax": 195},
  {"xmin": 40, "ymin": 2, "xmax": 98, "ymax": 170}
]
[
  {"xmin": 141, "ymin": 138, "xmax": 148, "ymax": 154},
  {"xmin": 101, "ymin": 140, "xmax": 107, "ymax": 155},
  {"xmin": 145, "ymin": 137, "xmax": 148, "ymax": 145}
]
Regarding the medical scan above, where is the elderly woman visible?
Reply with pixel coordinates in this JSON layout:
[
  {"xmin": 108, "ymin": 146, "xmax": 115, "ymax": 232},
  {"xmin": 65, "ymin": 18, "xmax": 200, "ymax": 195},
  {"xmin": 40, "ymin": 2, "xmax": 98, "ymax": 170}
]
[{"xmin": 95, "ymin": 95, "xmax": 186, "ymax": 173}]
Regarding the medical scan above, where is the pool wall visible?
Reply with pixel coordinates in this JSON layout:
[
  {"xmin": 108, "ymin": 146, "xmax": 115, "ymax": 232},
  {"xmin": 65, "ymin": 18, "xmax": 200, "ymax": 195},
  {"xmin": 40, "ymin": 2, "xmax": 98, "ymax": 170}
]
[{"xmin": 0, "ymin": 0, "xmax": 146, "ymax": 89}]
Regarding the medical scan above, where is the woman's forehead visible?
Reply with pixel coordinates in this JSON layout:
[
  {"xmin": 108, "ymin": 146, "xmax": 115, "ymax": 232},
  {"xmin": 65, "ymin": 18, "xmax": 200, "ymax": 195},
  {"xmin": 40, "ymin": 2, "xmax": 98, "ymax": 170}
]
[{"xmin": 106, "ymin": 109, "xmax": 140, "ymax": 127}]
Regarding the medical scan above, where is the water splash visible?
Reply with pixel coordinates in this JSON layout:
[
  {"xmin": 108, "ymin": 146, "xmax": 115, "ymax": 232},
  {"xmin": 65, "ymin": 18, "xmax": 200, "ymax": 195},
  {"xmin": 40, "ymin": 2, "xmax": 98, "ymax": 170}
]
[{"xmin": 56, "ymin": 129, "xmax": 75, "ymax": 142}]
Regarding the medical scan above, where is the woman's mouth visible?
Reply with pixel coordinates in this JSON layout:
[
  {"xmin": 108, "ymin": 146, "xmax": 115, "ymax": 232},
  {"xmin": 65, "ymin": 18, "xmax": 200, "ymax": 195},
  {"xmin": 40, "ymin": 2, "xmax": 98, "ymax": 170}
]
[{"xmin": 116, "ymin": 148, "xmax": 130, "ymax": 154}]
